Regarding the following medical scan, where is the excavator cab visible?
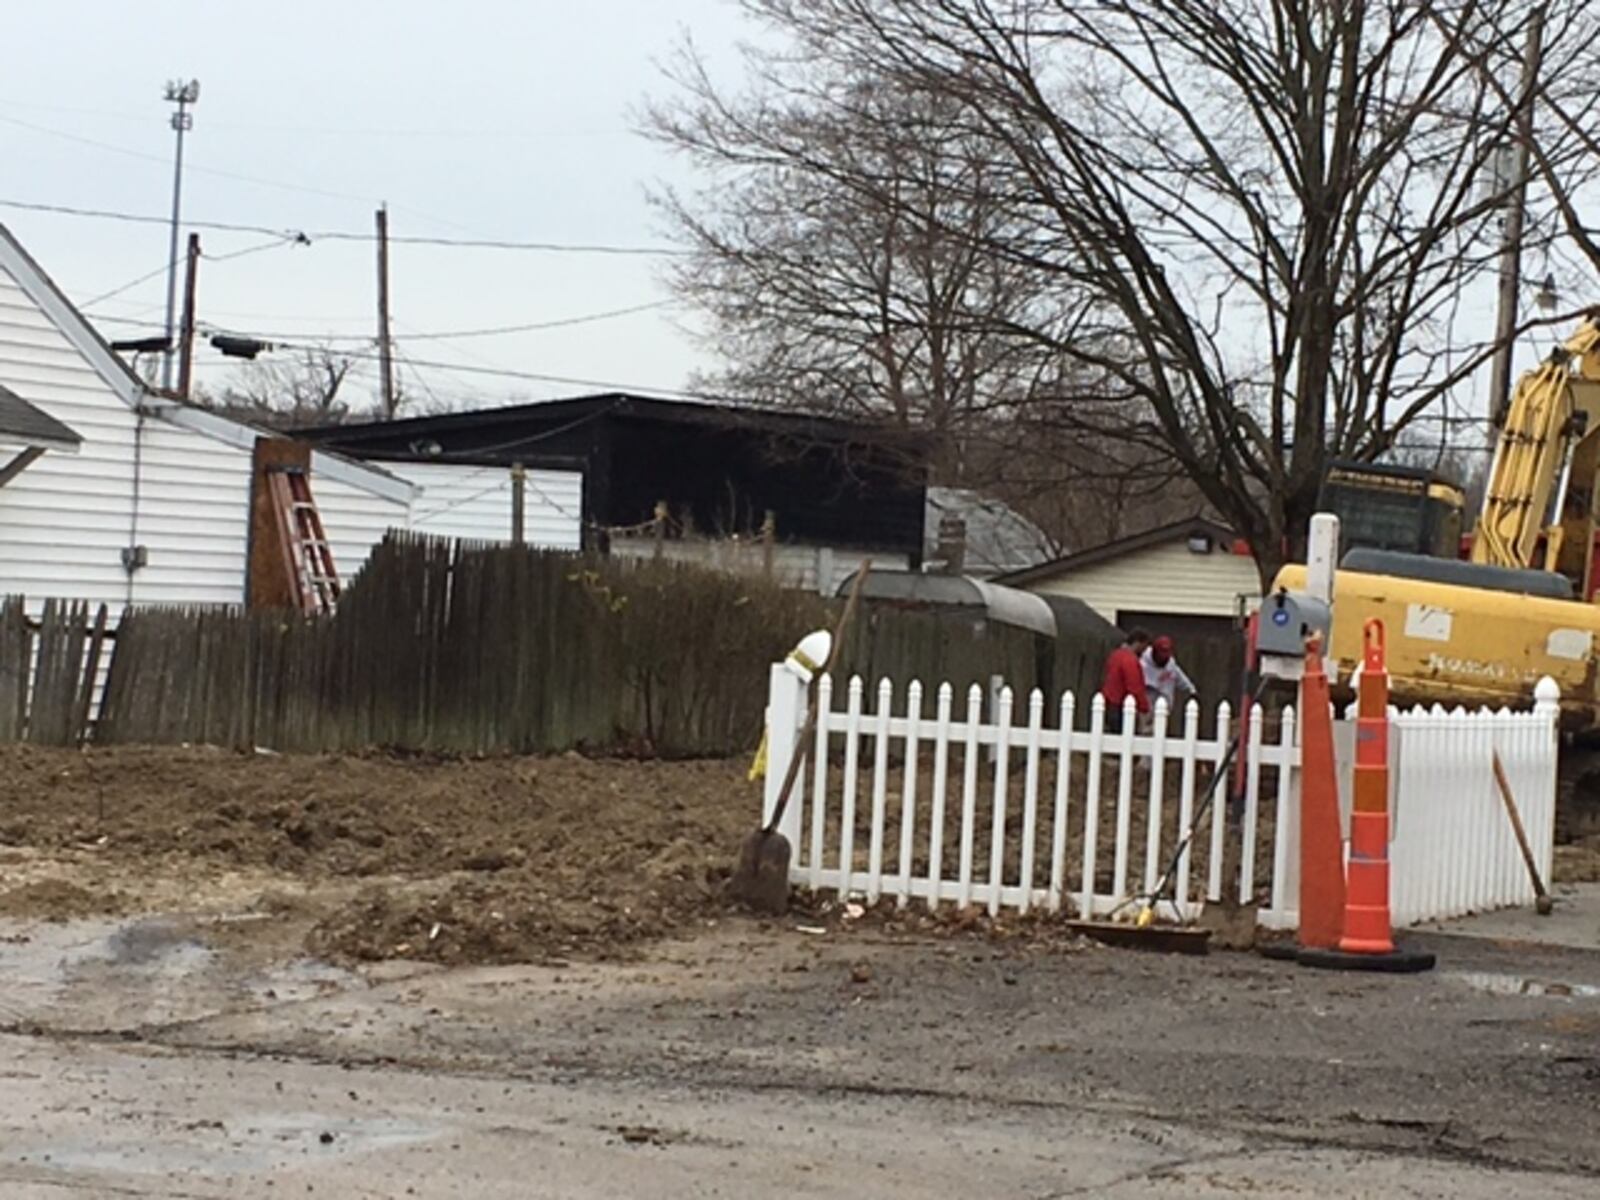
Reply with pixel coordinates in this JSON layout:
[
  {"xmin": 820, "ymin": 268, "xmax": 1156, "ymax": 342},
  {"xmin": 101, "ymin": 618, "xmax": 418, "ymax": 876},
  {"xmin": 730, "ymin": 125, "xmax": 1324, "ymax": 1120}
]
[{"xmin": 1316, "ymin": 461, "xmax": 1465, "ymax": 560}]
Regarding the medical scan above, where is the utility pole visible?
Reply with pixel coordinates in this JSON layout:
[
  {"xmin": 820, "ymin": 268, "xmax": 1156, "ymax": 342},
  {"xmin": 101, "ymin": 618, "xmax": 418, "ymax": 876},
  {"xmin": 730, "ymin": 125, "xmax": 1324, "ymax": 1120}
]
[
  {"xmin": 375, "ymin": 204, "xmax": 396, "ymax": 418},
  {"xmin": 177, "ymin": 233, "xmax": 201, "ymax": 400},
  {"xmin": 161, "ymin": 79, "xmax": 200, "ymax": 393},
  {"xmin": 1486, "ymin": 4, "xmax": 1546, "ymax": 431}
]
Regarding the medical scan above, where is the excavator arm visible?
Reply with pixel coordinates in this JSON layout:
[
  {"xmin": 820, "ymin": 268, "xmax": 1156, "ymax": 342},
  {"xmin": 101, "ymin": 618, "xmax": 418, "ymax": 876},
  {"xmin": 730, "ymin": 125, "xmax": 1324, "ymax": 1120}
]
[{"xmin": 1472, "ymin": 317, "xmax": 1600, "ymax": 593}]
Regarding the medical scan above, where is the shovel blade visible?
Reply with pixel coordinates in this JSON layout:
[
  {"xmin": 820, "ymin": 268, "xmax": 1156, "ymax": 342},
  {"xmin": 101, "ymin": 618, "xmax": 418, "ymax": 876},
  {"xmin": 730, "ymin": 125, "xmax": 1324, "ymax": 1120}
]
[
  {"xmin": 730, "ymin": 829, "xmax": 792, "ymax": 914},
  {"xmin": 1197, "ymin": 900, "xmax": 1259, "ymax": 951}
]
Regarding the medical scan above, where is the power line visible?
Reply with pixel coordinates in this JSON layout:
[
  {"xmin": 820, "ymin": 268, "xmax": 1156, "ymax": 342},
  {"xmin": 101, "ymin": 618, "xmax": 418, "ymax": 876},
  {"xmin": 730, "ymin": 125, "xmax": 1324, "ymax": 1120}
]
[
  {"xmin": 0, "ymin": 196, "xmax": 685, "ymax": 255},
  {"xmin": 0, "ymin": 95, "xmax": 627, "ymax": 141},
  {"xmin": 0, "ymin": 110, "xmax": 381, "ymax": 205},
  {"xmin": 72, "ymin": 235, "xmax": 308, "ymax": 317},
  {"xmin": 92, "ymin": 310, "xmax": 708, "ymax": 402},
  {"xmin": 85, "ymin": 299, "xmax": 675, "ymax": 347},
  {"xmin": 205, "ymin": 233, "xmax": 309, "ymax": 262},
  {"xmin": 399, "ymin": 300, "xmax": 675, "ymax": 340},
  {"xmin": 78, "ymin": 258, "xmax": 181, "ymax": 309}
]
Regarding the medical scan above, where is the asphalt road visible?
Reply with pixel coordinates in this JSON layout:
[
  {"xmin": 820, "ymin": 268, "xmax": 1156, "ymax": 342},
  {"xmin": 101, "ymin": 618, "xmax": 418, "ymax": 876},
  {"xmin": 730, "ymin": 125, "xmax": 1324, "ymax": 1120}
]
[{"xmin": 2, "ymin": 914, "xmax": 1599, "ymax": 1197}]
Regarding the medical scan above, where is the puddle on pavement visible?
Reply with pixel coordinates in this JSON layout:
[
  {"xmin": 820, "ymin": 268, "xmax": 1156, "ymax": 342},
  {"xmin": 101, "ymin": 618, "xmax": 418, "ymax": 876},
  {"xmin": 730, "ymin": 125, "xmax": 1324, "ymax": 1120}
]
[
  {"xmin": 1446, "ymin": 971, "xmax": 1600, "ymax": 999},
  {"xmin": 14, "ymin": 1112, "xmax": 444, "ymax": 1177},
  {"xmin": 0, "ymin": 914, "xmax": 360, "ymax": 1028}
]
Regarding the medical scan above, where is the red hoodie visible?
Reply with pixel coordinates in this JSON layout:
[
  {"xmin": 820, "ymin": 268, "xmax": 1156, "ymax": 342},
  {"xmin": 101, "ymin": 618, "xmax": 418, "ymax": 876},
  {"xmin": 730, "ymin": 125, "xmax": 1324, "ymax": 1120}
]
[{"xmin": 1102, "ymin": 645, "xmax": 1150, "ymax": 714}]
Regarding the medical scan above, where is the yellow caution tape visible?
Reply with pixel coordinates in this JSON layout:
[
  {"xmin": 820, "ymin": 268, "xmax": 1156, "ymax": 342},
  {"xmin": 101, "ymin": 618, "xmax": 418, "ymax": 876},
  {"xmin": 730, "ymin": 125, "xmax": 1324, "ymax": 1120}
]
[
  {"xmin": 788, "ymin": 647, "xmax": 820, "ymax": 674},
  {"xmin": 748, "ymin": 727, "xmax": 769, "ymax": 782}
]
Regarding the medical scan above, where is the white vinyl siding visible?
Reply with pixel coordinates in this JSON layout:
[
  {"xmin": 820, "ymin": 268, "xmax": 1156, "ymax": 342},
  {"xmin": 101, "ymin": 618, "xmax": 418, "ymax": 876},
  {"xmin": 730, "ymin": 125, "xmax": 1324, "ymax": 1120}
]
[
  {"xmin": 396, "ymin": 462, "xmax": 582, "ymax": 549},
  {"xmin": 0, "ymin": 243, "xmax": 415, "ymax": 613},
  {"xmin": 0, "ymin": 264, "xmax": 139, "ymax": 609},
  {"xmin": 610, "ymin": 535, "xmax": 906, "ymax": 595},
  {"xmin": 314, "ymin": 475, "xmax": 410, "ymax": 586},
  {"xmin": 1023, "ymin": 538, "xmax": 1262, "ymax": 623},
  {"xmin": 125, "ymin": 417, "xmax": 252, "ymax": 607}
]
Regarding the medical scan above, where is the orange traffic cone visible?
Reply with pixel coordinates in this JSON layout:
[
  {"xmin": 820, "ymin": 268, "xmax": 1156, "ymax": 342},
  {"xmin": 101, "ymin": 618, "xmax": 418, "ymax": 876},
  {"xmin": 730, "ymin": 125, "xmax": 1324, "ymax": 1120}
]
[
  {"xmin": 1298, "ymin": 619, "xmax": 1435, "ymax": 974},
  {"xmin": 1297, "ymin": 634, "xmax": 1345, "ymax": 950},
  {"xmin": 1341, "ymin": 619, "xmax": 1396, "ymax": 953}
]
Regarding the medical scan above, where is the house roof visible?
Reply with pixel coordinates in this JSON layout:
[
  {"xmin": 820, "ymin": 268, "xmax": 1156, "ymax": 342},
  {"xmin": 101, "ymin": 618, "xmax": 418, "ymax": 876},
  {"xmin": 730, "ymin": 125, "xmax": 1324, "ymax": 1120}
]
[
  {"xmin": 303, "ymin": 393, "xmax": 932, "ymax": 554},
  {"xmin": 299, "ymin": 392, "xmax": 930, "ymax": 457},
  {"xmin": 0, "ymin": 383, "xmax": 80, "ymax": 452},
  {"xmin": 994, "ymin": 516, "xmax": 1240, "ymax": 587},
  {"xmin": 0, "ymin": 222, "xmax": 412, "ymax": 505},
  {"xmin": 925, "ymin": 487, "xmax": 1053, "ymax": 578}
]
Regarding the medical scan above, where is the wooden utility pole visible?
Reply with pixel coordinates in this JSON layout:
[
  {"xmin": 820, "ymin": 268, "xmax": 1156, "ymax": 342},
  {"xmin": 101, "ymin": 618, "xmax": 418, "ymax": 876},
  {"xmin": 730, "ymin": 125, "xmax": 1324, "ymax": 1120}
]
[
  {"xmin": 177, "ymin": 233, "xmax": 201, "ymax": 399},
  {"xmin": 375, "ymin": 204, "xmax": 396, "ymax": 418},
  {"xmin": 510, "ymin": 463, "xmax": 526, "ymax": 545},
  {"xmin": 1486, "ymin": 4, "xmax": 1547, "ymax": 430}
]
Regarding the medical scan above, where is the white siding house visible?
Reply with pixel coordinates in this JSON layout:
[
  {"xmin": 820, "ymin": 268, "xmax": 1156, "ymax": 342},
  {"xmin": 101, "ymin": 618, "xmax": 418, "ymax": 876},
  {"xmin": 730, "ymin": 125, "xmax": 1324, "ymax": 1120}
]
[
  {"xmin": 397, "ymin": 462, "xmax": 582, "ymax": 549},
  {"xmin": 997, "ymin": 517, "xmax": 1262, "ymax": 627},
  {"xmin": 0, "ymin": 223, "xmax": 578, "ymax": 613}
]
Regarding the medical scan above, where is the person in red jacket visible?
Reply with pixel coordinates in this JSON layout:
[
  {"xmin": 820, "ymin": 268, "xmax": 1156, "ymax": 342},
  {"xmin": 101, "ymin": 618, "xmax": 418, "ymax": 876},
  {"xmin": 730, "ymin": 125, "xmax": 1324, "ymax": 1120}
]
[{"xmin": 1101, "ymin": 628, "xmax": 1151, "ymax": 733}]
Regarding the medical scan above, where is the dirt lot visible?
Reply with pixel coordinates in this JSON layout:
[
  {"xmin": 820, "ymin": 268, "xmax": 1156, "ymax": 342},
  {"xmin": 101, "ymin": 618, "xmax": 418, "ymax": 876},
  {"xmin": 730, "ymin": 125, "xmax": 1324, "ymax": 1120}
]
[
  {"xmin": 0, "ymin": 743, "xmax": 1271, "ymax": 966},
  {"xmin": 3, "ymin": 744, "xmax": 1600, "ymax": 1196},
  {"xmin": 0, "ymin": 744, "xmax": 760, "ymax": 965}
]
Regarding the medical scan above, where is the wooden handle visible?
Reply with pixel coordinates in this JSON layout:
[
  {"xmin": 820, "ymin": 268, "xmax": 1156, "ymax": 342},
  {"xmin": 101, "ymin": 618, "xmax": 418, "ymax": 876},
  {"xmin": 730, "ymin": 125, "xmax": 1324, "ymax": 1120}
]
[
  {"xmin": 1491, "ymin": 750, "xmax": 1549, "ymax": 903},
  {"xmin": 762, "ymin": 562, "xmax": 872, "ymax": 836}
]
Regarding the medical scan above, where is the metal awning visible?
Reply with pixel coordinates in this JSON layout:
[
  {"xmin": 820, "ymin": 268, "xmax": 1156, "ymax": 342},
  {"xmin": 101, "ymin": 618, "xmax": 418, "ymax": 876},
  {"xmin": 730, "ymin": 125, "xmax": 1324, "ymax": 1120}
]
[
  {"xmin": 0, "ymin": 384, "xmax": 80, "ymax": 487},
  {"xmin": 836, "ymin": 569, "xmax": 1062, "ymax": 638}
]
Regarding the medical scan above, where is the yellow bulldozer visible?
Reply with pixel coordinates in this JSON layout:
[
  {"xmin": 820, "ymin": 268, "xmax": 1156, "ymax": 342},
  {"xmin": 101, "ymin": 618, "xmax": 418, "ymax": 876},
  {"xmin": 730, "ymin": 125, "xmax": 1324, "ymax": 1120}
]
[{"xmin": 1275, "ymin": 317, "xmax": 1600, "ymax": 838}]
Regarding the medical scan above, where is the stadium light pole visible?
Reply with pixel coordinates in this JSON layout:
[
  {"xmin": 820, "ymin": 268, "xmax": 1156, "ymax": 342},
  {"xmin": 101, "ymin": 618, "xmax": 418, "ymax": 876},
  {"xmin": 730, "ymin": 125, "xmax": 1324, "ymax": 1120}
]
[{"xmin": 161, "ymin": 79, "xmax": 199, "ymax": 392}]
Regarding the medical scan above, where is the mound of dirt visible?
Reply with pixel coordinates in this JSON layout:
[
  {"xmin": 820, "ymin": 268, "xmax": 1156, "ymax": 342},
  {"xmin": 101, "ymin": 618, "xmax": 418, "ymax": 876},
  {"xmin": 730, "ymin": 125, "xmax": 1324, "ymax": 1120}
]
[
  {"xmin": 0, "ymin": 879, "xmax": 124, "ymax": 922},
  {"xmin": 308, "ymin": 865, "xmax": 729, "ymax": 966},
  {"xmin": 0, "ymin": 743, "xmax": 756, "ymax": 961},
  {"xmin": 1554, "ymin": 837, "xmax": 1600, "ymax": 884},
  {"xmin": 0, "ymin": 744, "xmax": 752, "ymax": 880}
]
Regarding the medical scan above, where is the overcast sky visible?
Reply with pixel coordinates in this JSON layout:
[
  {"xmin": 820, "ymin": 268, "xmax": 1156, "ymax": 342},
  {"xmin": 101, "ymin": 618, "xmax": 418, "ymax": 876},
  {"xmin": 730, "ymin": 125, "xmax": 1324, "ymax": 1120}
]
[
  {"xmin": 0, "ymin": 0, "xmax": 746, "ymax": 411},
  {"xmin": 0, "ymin": 1, "xmax": 1567, "ymax": 442}
]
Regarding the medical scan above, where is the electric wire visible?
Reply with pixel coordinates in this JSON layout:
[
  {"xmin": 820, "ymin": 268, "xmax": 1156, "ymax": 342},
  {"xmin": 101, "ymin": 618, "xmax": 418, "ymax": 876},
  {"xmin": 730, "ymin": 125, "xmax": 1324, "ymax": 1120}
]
[{"xmin": 0, "ymin": 196, "xmax": 683, "ymax": 255}]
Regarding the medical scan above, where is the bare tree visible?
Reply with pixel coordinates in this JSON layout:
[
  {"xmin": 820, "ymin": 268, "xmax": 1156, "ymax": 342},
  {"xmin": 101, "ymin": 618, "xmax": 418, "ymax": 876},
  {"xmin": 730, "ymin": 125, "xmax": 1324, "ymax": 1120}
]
[
  {"xmin": 200, "ymin": 347, "xmax": 365, "ymax": 430},
  {"xmin": 646, "ymin": 51, "xmax": 1090, "ymax": 482},
  {"xmin": 657, "ymin": 0, "xmax": 1600, "ymax": 579}
]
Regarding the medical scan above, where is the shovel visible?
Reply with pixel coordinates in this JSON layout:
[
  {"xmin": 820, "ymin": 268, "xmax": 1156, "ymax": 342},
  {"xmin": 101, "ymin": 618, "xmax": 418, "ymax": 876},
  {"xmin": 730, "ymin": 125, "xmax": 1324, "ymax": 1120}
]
[{"xmin": 730, "ymin": 563, "xmax": 870, "ymax": 914}]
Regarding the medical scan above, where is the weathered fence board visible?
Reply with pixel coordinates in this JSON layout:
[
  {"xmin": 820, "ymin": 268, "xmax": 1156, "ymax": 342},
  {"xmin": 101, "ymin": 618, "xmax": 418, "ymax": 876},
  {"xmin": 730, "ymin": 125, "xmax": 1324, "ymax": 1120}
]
[
  {"xmin": 0, "ymin": 597, "xmax": 108, "ymax": 746},
  {"xmin": 84, "ymin": 535, "xmax": 835, "ymax": 756},
  {"xmin": 0, "ymin": 596, "xmax": 27, "ymax": 740},
  {"xmin": 9, "ymin": 534, "xmax": 1127, "ymax": 758}
]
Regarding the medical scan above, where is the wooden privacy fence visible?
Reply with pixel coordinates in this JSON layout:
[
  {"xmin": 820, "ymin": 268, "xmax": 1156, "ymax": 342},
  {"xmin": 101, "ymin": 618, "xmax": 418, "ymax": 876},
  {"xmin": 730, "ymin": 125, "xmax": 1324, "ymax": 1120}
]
[
  {"xmin": 90, "ymin": 535, "xmax": 833, "ymax": 756},
  {"xmin": 5, "ymin": 536, "xmax": 1128, "ymax": 758},
  {"xmin": 0, "ymin": 596, "xmax": 109, "ymax": 746},
  {"xmin": 759, "ymin": 665, "xmax": 1560, "ymax": 929}
]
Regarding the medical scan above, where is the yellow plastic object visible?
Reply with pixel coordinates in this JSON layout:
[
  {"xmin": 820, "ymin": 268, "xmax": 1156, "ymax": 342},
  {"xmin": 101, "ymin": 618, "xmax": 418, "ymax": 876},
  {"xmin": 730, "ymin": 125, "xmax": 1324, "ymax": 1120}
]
[{"xmin": 748, "ymin": 728, "xmax": 769, "ymax": 782}]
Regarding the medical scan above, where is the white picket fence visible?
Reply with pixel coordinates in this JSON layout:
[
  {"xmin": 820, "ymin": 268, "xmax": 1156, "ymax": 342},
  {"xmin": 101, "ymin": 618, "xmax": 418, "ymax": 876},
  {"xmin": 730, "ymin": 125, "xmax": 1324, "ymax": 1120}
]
[
  {"xmin": 759, "ymin": 666, "xmax": 1560, "ymax": 929},
  {"xmin": 1387, "ymin": 690, "xmax": 1560, "ymax": 924}
]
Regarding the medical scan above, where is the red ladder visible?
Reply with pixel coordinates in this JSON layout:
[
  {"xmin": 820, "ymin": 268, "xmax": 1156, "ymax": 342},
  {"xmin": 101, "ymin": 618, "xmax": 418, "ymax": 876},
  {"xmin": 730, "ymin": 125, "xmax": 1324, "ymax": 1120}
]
[{"xmin": 266, "ymin": 467, "xmax": 341, "ymax": 615}]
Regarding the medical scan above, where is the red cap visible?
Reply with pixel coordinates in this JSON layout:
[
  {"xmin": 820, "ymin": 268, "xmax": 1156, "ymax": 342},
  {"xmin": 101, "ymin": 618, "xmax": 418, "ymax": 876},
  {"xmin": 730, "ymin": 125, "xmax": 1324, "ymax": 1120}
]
[{"xmin": 1153, "ymin": 636, "xmax": 1174, "ymax": 653}]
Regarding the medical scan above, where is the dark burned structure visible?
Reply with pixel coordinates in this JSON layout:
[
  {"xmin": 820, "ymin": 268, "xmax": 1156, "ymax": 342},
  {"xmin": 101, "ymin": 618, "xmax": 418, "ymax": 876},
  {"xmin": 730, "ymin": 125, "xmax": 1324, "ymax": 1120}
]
[{"xmin": 302, "ymin": 393, "xmax": 929, "ymax": 561}]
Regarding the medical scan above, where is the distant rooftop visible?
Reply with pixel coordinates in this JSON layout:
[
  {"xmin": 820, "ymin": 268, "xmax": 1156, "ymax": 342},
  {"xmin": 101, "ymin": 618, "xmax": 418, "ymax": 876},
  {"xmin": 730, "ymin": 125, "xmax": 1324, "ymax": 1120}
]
[{"xmin": 926, "ymin": 487, "xmax": 1054, "ymax": 579}]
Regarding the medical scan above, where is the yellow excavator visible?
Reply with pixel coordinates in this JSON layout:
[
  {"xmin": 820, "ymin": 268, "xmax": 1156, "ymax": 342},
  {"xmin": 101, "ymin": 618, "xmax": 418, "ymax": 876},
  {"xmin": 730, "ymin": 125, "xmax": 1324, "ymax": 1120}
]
[{"xmin": 1275, "ymin": 316, "xmax": 1600, "ymax": 838}]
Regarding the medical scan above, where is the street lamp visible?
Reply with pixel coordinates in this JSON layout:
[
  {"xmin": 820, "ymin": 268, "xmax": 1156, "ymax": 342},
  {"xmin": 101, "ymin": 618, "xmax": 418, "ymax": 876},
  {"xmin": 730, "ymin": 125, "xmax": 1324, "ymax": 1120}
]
[{"xmin": 161, "ymin": 79, "xmax": 199, "ymax": 392}]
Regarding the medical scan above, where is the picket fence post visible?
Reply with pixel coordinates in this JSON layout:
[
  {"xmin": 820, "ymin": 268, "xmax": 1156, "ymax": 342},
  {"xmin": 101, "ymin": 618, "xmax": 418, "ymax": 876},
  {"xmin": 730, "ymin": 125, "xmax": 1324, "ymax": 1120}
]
[{"xmin": 762, "ymin": 662, "xmax": 806, "ymax": 852}]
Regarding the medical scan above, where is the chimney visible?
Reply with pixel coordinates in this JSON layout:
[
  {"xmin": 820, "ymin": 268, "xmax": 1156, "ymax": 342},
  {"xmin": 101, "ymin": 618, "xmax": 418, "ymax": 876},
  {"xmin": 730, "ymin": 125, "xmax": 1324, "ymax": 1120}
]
[{"xmin": 935, "ymin": 513, "xmax": 967, "ymax": 575}]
